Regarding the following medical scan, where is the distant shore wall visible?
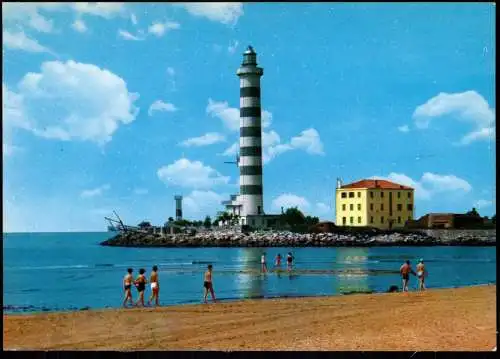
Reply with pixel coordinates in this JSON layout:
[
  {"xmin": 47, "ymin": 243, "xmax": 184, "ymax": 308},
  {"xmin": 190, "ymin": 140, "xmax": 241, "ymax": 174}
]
[{"xmin": 100, "ymin": 228, "xmax": 496, "ymax": 247}]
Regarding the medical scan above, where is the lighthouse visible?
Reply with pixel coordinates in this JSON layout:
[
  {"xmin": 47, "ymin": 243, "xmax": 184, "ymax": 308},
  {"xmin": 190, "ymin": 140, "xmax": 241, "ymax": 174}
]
[{"xmin": 237, "ymin": 46, "xmax": 264, "ymax": 219}]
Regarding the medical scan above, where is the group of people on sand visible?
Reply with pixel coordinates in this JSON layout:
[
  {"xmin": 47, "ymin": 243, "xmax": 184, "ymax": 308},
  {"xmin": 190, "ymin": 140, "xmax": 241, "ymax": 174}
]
[
  {"xmin": 260, "ymin": 252, "xmax": 294, "ymax": 273},
  {"xmin": 400, "ymin": 259, "xmax": 427, "ymax": 292},
  {"xmin": 122, "ymin": 266, "xmax": 160, "ymax": 308},
  {"xmin": 122, "ymin": 264, "xmax": 217, "ymax": 307}
]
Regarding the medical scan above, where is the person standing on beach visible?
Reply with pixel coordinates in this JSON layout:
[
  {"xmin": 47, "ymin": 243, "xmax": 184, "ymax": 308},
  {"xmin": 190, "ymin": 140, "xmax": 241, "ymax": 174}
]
[
  {"xmin": 134, "ymin": 268, "xmax": 148, "ymax": 307},
  {"xmin": 400, "ymin": 260, "xmax": 416, "ymax": 292},
  {"xmin": 122, "ymin": 268, "xmax": 134, "ymax": 307},
  {"xmin": 147, "ymin": 265, "xmax": 160, "ymax": 306},
  {"xmin": 261, "ymin": 253, "xmax": 268, "ymax": 273},
  {"xmin": 203, "ymin": 264, "xmax": 217, "ymax": 304},
  {"xmin": 275, "ymin": 253, "xmax": 282, "ymax": 268},
  {"xmin": 416, "ymin": 259, "xmax": 427, "ymax": 291},
  {"xmin": 286, "ymin": 252, "xmax": 294, "ymax": 271}
]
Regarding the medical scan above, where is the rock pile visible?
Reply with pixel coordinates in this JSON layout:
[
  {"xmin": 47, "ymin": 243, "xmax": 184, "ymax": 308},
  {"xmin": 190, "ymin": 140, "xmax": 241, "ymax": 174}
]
[{"xmin": 100, "ymin": 229, "xmax": 496, "ymax": 247}]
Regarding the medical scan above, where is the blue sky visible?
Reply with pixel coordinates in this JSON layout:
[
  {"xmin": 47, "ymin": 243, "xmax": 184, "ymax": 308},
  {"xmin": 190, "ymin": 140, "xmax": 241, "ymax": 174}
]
[{"xmin": 2, "ymin": 3, "xmax": 496, "ymax": 232}]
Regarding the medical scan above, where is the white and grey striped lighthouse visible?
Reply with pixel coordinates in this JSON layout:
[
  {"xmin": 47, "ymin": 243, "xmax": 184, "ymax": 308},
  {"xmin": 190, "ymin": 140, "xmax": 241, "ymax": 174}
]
[{"xmin": 237, "ymin": 46, "xmax": 264, "ymax": 218}]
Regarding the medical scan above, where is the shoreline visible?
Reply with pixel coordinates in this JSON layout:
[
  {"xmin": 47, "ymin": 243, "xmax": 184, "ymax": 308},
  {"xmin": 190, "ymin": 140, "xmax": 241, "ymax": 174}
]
[
  {"xmin": 4, "ymin": 282, "xmax": 496, "ymax": 316},
  {"xmin": 4, "ymin": 285, "xmax": 496, "ymax": 350}
]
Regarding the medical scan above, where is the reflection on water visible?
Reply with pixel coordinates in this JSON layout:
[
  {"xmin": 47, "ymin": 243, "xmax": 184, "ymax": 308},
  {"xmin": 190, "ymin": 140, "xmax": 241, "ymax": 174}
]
[
  {"xmin": 334, "ymin": 248, "xmax": 370, "ymax": 294},
  {"xmin": 237, "ymin": 248, "xmax": 266, "ymax": 299}
]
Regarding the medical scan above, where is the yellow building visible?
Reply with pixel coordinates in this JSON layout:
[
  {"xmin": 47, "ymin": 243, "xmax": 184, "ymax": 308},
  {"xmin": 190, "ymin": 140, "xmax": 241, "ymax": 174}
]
[{"xmin": 335, "ymin": 179, "xmax": 415, "ymax": 229}]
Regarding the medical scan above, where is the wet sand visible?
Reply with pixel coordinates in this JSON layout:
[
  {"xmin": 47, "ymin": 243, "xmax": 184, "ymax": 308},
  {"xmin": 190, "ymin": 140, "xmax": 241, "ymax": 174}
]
[{"xmin": 3, "ymin": 285, "xmax": 496, "ymax": 351}]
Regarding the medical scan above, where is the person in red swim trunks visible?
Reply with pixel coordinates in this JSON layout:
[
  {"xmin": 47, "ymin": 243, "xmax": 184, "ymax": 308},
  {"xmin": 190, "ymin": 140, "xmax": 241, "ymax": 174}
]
[{"xmin": 400, "ymin": 260, "xmax": 416, "ymax": 292}]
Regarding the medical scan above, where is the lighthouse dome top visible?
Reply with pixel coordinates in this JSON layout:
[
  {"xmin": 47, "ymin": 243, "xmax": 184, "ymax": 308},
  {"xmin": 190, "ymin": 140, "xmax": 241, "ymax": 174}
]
[{"xmin": 244, "ymin": 45, "xmax": 256, "ymax": 55}]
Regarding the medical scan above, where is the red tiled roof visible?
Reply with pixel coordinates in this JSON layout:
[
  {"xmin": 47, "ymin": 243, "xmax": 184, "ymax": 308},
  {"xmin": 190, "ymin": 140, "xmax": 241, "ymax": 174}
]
[{"xmin": 340, "ymin": 179, "xmax": 413, "ymax": 190}]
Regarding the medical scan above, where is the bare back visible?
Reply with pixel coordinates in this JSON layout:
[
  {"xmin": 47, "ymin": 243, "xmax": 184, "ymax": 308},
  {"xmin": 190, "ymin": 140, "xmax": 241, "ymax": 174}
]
[
  {"xmin": 124, "ymin": 274, "xmax": 133, "ymax": 285},
  {"xmin": 204, "ymin": 270, "xmax": 212, "ymax": 283},
  {"xmin": 150, "ymin": 271, "xmax": 158, "ymax": 284}
]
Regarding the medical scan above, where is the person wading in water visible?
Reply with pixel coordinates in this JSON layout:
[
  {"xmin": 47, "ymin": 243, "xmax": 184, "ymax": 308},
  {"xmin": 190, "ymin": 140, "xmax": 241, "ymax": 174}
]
[
  {"xmin": 134, "ymin": 268, "xmax": 148, "ymax": 307},
  {"xmin": 261, "ymin": 253, "xmax": 268, "ymax": 273},
  {"xmin": 147, "ymin": 265, "xmax": 160, "ymax": 306},
  {"xmin": 400, "ymin": 260, "xmax": 416, "ymax": 292},
  {"xmin": 122, "ymin": 268, "xmax": 134, "ymax": 307},
  {"xmin": 203, "ymin": 264, "xmax": 217, "ymax": 304}
]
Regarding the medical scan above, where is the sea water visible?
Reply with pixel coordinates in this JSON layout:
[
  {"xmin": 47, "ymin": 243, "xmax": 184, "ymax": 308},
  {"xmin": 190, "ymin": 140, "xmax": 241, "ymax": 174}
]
[{"xmin": 2, "ymin": 232, "xmax": 496, "ymax": 314}]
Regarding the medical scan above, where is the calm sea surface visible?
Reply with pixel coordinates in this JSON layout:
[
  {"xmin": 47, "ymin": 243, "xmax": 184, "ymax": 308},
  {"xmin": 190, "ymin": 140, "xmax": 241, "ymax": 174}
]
[{"xmin": 2, "ymin": 232, "xmax": 496, "ymax": 314}]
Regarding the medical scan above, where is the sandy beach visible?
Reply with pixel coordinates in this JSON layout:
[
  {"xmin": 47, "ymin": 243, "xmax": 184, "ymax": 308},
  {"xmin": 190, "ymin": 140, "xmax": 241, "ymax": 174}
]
[{"xmin": 3, "ymin": 285, "xmax": 496, "ymax": 351}]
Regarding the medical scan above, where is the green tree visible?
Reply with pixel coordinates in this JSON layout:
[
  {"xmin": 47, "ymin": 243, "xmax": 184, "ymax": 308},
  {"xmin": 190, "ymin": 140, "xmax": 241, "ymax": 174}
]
[
  {"xmin": 168, "ymin": 217, "xmax": 174, "ymax": 222},
  {"xmin": 492, "ymin": 214, "xmax": 496, "ymax": 225},
  {"xmin": 138, "ymin": 221, "xmax": 152, "ymax": 229},
  {"xmin": 466, "ymin": 207, "xmax": 480, "ymax": 217},
  {"xmin": 204, "ymin": 216, "xmax": 212, "ymax": 228}
]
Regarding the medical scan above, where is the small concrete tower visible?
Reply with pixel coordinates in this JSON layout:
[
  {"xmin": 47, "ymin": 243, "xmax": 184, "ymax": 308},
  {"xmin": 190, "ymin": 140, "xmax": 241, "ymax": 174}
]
[
  {"xmin": 237, "ymin": 45, "xmax": 264, "ymax": 218},
  {"xmin": 174, "ymin": 195, "xmax": 183, "ymax": 221}
]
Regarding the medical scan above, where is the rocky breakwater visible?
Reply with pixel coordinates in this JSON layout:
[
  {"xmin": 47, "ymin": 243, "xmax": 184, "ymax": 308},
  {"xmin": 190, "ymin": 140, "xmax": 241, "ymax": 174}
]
[{"xmin": 100, "ymin": 229, "xmax": 496, "ymax": 247}]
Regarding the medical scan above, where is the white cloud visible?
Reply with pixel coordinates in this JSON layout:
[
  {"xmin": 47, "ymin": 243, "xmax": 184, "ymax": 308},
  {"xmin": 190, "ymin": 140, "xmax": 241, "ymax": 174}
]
[
  {"xmin": 118, "ymin": 29, "xmax": 144, "ymax": 41},
  {"xmin": 134, "ymin": 188, "xmax": 148, "ymax": 195},
  {"xmin": 413, "ymin": 91, "xmax": 495, "ymax": 145},
  {"xmin": 2, "ymin": 3, "xmax": 126, "ymax": 33},
  {"xmin": 71, "ymin": 19, "xmax": 87, "ymax": 33},
  {"xmin": 130, "ymin": 13, "xmax": 138, "ymax": 25},
  {"xmin": 209, "ymin": 99, "xmax": 323, "ymax": 163},
  {"xmin": 315, "ymin": 202, "xmax": 331, "ymax": 215},
  {"xmin": 180, "ymin": 132, "xmax": 226, "ymax": 147},
  {"xmin": 473, "ymin": 199, "xmax": 493, "ymax": 210},
  {"xmin": 3, "ymin": 60, "xmax": 139, "ymax": 145},
  {"xmin": 167, "ymin": 67, "xmax": 175, "ymax": 76},
  {"xmin": 72, "ymin": 3, "xmax": 126, "ymax": 19},
  {"xmin": 148, "ymin": 21, "xmax": 180, "ymax": 37},
  {"xmin": 2, "ymin": 30, "xmax": 52, "ymax": 53},
  {"xmin": 184, "ymin": 190, "xmax": 227, "ymax": 217},
  {"xmin": 148, "ymin": 100, "xmax": 178, "ymax": 116},
  {"xmin": 157, "ymin": 158, "xmax": 230, "ymax": 189},
  {"xmin": 272, "ymin": 193, "xmax": 310, "ymax": 212},
  {"xmin": 228, "ymin": 40, "xmax": 239, "ymax": 54},
  {"xmin": 398, "ymin": 125, "xmax": 410, "ymax": 133},
  {"xmin": 80, "ymin": 184, "xmax": 111, "ymax": 198},
  {"xmin": 371, "ymin": 172, "xmax": 472, "ymax": 201},
  {"xmin": 290, "ymin": 128, "xmax": 325, "ymax": 155},
  {"xmin": 221, "ymin": 142, "xmax": 238, "ymax": 156},
  {"xmin": 175, "ymin": 3, "xmax": 243, "ymax": 25},
  {"xmin": 206, "ymin": 98, "xmax": 272, "ymax": 131}
]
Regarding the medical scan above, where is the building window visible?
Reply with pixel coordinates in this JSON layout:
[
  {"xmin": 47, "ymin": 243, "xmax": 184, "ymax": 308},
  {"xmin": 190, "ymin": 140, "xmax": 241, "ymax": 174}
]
[
  {"xmin": 350, "ymin": 204, "xmax": 353, "ymax": 211},
  {"xmin": 358, "ymin": 217, "xmax": 361, "ymax": 223},
  {"xmin": 342, "ymin": 217, "xmax": 346, "ymax": 225},
  {"xmin": 398, "ymin": 216, "xmax": 401, "ymax": 224},
  {"xmin": 407, "ymin": 204, "xmax": 413, "ymax": 211},
  {"xmin": 341, "ymin": 192, "xmax": 347, "ymax": 198},
  {"xmin": 258, "ymin": 206, "xmax": 261, "ymax": 214},
  {"xmin": 357, "ymin": 204, "xmax": 361, "ymax": 211},
  {"xmin": 350, "ymin": 217, "xmax": 354, "ymax": 224},
  {"xmin": 397, "ymin": 192, "xmax": 401, "ymax": 199},
  {"xmin": 349, "ymin": 192, "xmax": 355, "ymax": 198},
  {"xmin": 408, "ymin": 192, "xmax": 412, "ymax": 199},
  {"xmin": 381, "ymin": 216, "xmax": 384, "ymax": 223},
  {"xmin": 397, "ymin": 204, "xmax": 402, "ymax": 211},
  {"xmin": 370, "ymin": 203, "xmax": 374, "ymax": 211},
  {"xmin": 357, "ymin": 192, "xmax": 361, "ymax": 198},
  {"xmin": 381, "ymin": 192, "xmax": 384, "ymax": 198},
  {"xmin": 370, "ymin": 216, "xmax": 374, "ymax": 224},
  {"xmin": 342, "ymin": 204, "xmax": 346, "ymax": 211},
  {"xmin": 381, "ymin": 204, "xmax": 384, "ymax": 211},
  {"xmin": 370, "ymin": 191, "xmax": 374, "ymax": 199}
]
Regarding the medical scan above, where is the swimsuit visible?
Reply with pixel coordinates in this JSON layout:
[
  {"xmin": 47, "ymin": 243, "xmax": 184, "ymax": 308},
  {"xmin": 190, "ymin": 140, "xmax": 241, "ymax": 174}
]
[
  {"xmin": 137, "ymin": 282, "xmax": 146, "ymax": 292},
  {"xmin": 124, "ymin": 284, "xmax": 131, "ymax": 291},
  {"xmin": 151, "ymin": 282, "xmax": 158, "ymax": 291},
  {"xmin": 204, "ymin": 281, "xmax": 212, "ymax": 290}
]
